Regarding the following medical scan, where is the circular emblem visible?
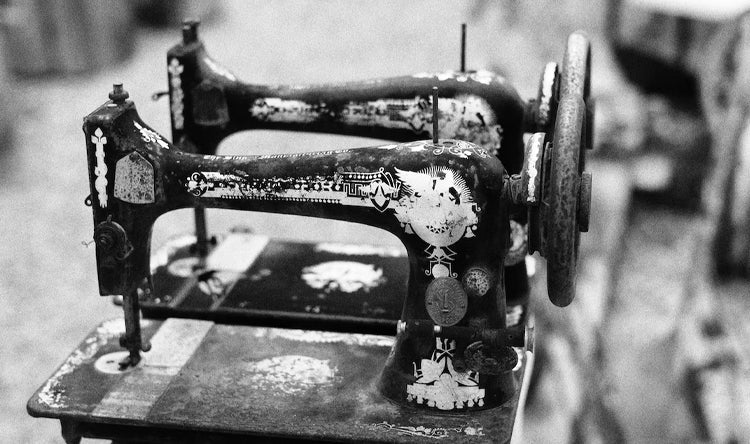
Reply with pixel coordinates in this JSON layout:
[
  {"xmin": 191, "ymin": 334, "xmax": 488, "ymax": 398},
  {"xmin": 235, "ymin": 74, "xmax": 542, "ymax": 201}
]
[{"xmin": 424, "ymin": 277, "xmax": 468, "ymax": 326}]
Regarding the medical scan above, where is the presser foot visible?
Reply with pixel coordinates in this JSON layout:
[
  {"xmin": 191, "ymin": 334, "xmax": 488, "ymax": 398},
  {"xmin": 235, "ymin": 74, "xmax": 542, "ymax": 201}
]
[
  {"xmin": 117, "ymin": 334, "xmax": 152, "ymax": 369},
  {"xmin": 117, "ymin": 351, "xmax": 141, "ymax": 370}
]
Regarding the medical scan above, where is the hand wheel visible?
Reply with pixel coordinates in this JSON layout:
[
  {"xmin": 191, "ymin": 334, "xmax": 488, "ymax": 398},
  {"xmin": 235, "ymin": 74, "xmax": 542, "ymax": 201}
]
[{"xmin": 527, "ymin": 31, "xmax": 593, "ymax": 307}]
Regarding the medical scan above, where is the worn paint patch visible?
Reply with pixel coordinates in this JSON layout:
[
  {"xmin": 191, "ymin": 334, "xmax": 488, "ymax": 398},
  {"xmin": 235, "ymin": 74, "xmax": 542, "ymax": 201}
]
[
  {"xmin": 313, "ymin": 242, "xmax": 404, "ymax": 257},
  {"xmin": 91, "ymin": 319, "xmax": 213, "ymax": 420},
  {"xmin": 301, "ymin": 261, "xmax": 384, "ymax": 293},
  {"xmin": 407, "ymin": 338, "xmax": 485, "ymax": 410},
  {"xmin": 91, "ymin": 127, "xmax": 108, "ymax": 208},
  {"xmin": 241, "ymin": 355, "xmax": 337, "ymax": 395},
  {"xmin": 134, "ymin": 121, "xmax": 169, "ymax": 150},
  {"xmin": 168, "ymin": 58, "xmax": 184, "ymax": 130},
  {"xmin": 253, "ymin": 328, "xmax": 394, "ymax": 348},
  {"xmin": 37, "ymin": 319, "xmax": 130, "ymax": 408},
  {"xmin": 526, "ymin": 134, "xmax": 543, "ymax": 203},
  {"xmin": 373, "ymin": 421, "xmax": 485, "ymax": 440},
  {"xmin": 114, "ymin": 151, "xmax": 155, "ymax": 204},
  {"xmin": 250, "ymin": 95, "xmax": 503, "ymax": 153}
]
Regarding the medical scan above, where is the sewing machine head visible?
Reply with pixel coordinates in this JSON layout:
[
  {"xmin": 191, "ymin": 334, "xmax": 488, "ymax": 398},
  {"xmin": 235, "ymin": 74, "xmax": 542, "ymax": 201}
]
[
  {"xmin": 83, "ymin": 29, "xmax": 592, "ymax": 413},
  {"xmin": 166, "ymin": 20, "xmax": 530, "ymax": 172}
]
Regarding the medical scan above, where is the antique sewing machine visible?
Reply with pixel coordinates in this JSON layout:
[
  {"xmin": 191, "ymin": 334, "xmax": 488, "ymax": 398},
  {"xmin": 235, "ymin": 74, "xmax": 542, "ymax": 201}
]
[
  {"xmin": 27, "ymin": 24, "xmax": 593, "ymax": 444},
  {"xmin": 136, "ymin": 20, "xmax": 592, "ymax": 332}
]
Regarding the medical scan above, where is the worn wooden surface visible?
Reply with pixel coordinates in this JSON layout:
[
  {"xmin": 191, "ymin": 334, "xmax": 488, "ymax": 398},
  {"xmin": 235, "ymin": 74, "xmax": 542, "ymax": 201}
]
[{"xmin": 28, "ymin": 318, "xmax": 526, "ymax": 443}]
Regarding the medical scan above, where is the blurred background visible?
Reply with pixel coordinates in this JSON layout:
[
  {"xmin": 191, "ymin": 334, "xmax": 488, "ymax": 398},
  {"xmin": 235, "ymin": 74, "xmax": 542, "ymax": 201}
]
[{"xmin": 1, "ymin": 0, "xmax": 750, "ymax": 442}]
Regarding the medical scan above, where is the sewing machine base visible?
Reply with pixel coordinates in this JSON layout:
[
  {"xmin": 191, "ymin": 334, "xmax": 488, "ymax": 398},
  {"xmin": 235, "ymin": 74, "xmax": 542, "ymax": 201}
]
[
  {"xmin": 140, "ymin": 233, "xmax": 529, "ymax": 335},
  {"xmin": 28, "ymin": 318, "xmax": 529, "ymax": 443}
]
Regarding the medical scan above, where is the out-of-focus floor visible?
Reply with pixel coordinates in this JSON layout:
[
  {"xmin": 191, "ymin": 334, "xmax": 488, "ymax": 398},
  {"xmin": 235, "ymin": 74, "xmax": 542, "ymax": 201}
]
[{"xmin": 2, "ymin": 1, "xmax": 748, "ymax": 443}]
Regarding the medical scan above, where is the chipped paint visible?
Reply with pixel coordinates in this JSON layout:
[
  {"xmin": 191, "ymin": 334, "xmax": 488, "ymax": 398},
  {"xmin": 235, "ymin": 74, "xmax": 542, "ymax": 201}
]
[
  {"xmin": 241, "ymin": 355, "xmax": 337, "ymax": 395},
  {"xmin": 37, "ymin": 319, "xmax": 132, "ymax": 408},
  {"xmin": 412, "ymin": 70, "xmax": 497, "ymax": 86},
  {"xmin": 313, "ymin": 242, "xmax": 404, "ymax": 257},
  {"xmin": 114, "ymin": 151, "xmax": 155, "ymax": 204},
  {"xmin": 301, "ymin": 261, "xmax": 384, "ymax": 293},
  {"xmin": 250, "ymin": 95, "xmax": 503, "ymax": 153},
  {"xmin": 526, "ymin": 135, "xmax": 542, "ymax": 203},
  {"xmin": 538, "ymin": 62, "xmax": 557, "ymax": 128},
  {"xmin": 407, "ymin": 338, "xmax": 485, "ymax": 410},
  {"xmin": 168, "ymin": 58, "xmax": 185, "ymax": 130},
  {"xmin": 253, "ymin": 327, "xmax": 395, "ymax": 347},
  {"xmin": 134, "ymin": 121, "xmax": 169, "ymax": 150},
  {"xmin": 91, "ymin": 127, "xmax": 108, "ymax": 208},
  {"xmin": 374, "ymin": 421, "xmax": 485, "ymax": 440}
]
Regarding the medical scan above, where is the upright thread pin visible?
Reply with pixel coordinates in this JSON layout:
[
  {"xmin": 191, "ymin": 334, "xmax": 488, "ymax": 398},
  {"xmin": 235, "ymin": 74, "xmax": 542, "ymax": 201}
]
[
  {"xmin": 461, "ymin": 23, "xmax": 467, "ymax": 72},
  {"xmin": 432, "ymin": 86, "xmax": 439, "ymax": 144}
]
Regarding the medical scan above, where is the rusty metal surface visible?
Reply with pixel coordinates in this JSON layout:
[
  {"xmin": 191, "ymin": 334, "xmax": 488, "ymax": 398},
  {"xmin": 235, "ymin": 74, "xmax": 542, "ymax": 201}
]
[{"xmin": 28, "ymin": 319, "xmax": 526, "ymax": 443}]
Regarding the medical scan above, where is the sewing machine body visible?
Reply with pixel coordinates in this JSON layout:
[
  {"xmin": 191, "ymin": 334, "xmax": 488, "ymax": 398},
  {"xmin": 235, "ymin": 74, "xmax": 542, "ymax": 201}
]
[{"xmin": 168, "ymin": 22, "xmax": 527, "ymax": 172}]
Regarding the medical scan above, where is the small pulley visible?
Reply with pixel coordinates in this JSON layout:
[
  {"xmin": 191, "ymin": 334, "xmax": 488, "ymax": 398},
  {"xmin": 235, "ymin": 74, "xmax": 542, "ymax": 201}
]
[
  {"xmin": 94, "ymin": 216, "xmax": 133, "ymax": 263},
  {"xmin": 524, "ymin": 32, "xmax": 593, "ymax": 307}
]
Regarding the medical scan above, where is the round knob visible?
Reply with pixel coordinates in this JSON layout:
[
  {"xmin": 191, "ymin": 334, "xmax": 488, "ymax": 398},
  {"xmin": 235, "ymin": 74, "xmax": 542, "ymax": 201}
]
[{"xmin": 109, "ymin": 83, "xmax": 129, "ymax": 103}]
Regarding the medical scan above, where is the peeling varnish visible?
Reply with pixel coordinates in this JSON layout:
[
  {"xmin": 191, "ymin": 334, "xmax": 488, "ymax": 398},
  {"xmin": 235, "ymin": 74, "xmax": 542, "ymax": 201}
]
[{"xmin": 37, "ymin": 319, "xmax": 139, "ymax": 408}]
